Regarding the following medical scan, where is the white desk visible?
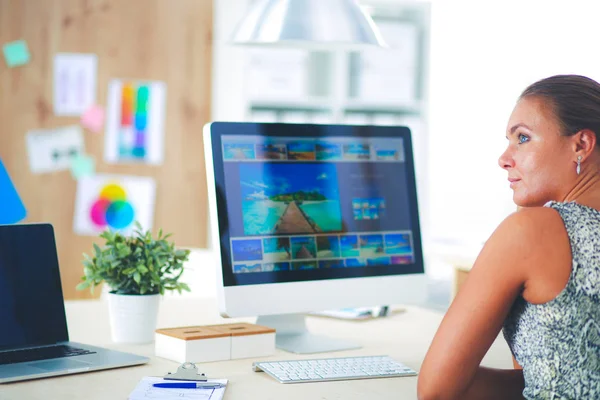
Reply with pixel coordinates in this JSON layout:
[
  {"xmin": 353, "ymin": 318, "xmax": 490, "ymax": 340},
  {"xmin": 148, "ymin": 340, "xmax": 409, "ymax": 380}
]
[{"xmin": 3, "ymin": 297, "xmax": 513, "ymax": 400}]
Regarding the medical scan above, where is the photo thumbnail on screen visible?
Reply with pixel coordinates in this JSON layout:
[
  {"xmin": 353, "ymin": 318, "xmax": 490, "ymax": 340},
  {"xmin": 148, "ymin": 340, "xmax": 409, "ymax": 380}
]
[{"xmin": 240, "ymin": 163, "xmax": 343, "ymax": 236}]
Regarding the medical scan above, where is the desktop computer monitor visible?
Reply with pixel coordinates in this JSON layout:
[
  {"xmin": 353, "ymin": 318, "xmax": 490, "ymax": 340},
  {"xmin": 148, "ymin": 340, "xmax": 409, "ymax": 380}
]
[{"xmin": 203, "ymin": 122, "xmax": 427, "ymax": 354}]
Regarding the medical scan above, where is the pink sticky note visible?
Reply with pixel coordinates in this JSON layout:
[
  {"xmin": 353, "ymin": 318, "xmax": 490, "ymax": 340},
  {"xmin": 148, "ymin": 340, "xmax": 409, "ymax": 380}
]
[{"xmin": 80, "ymin": 105, "xmax": 105, "ymax": 133}]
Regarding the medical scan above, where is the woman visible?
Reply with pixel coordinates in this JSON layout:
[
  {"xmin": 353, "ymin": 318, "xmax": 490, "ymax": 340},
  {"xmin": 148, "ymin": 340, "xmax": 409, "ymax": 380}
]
[{"xmin": 417, "ymin": 75, "xmax": 600, "ymax": 400}]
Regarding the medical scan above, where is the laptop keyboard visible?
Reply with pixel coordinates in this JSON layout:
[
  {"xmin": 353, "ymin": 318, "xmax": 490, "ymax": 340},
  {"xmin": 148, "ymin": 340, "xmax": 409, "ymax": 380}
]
[{"xmin": 0, "ymin": 345, "xmax": 96, "ymax": 365}]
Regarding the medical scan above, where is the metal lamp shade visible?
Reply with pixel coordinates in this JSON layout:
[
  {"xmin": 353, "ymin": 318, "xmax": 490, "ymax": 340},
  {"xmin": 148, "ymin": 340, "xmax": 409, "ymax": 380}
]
[{"xmin": 230, "ymin": 0, "xmax": 387, "ymax": 49}]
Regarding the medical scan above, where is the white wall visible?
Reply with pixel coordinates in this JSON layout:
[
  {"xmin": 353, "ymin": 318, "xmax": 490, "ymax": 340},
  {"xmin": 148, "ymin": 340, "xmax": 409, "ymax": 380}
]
[{"xmin": 427, "ymin": 1, "xmax": 600, "ymax": 257}]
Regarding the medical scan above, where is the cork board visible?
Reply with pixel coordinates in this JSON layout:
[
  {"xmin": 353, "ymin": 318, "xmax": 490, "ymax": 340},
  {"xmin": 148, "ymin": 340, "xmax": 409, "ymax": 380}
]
[{"xmin": 0, "ymin": 0, "xmax": 212, "ymax": 299}]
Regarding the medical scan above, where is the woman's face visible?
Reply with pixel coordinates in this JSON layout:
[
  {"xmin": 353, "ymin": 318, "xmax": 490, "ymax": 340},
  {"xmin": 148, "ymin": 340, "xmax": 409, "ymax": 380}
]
[{"xmin": 498, "ymin": 96, "xmax": 574, "ymax": 207}]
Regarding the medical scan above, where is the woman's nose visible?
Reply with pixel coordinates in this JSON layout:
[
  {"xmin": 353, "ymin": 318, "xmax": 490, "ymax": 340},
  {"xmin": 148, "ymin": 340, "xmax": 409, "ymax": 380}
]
[{"xmin": 498, "ymin": 147, "xmax": 514, "ymax": 169}]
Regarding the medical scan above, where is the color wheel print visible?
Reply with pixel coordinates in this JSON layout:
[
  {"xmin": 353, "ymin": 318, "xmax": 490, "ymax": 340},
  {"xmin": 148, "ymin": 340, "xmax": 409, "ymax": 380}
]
[{"xmin": 90, "ymin": 183, "xmax": 135, "ymax": 230}]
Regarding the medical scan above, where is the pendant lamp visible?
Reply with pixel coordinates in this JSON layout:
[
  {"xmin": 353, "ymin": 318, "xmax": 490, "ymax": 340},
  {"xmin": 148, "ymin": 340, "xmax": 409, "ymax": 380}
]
[{"xmin": 230, "ymin": 0, "xmax": 386, "ymax": 49}]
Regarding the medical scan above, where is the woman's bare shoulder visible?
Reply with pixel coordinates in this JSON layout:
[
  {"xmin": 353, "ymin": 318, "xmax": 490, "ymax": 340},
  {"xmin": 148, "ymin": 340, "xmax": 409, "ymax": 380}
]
[
  {"xmin": 484, "ymin": 206, "xmax": 571, "ymax": 302},
  {"xmin": 497, "ymin": 206, "xmax": 565, "ymax": 239}
]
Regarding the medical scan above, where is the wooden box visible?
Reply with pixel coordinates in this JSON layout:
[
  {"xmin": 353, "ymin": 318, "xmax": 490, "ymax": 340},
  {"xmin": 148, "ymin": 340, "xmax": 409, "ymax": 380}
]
[{"xmin": 155, "ymin": 323, "xmax": 275, "ymax": 363}]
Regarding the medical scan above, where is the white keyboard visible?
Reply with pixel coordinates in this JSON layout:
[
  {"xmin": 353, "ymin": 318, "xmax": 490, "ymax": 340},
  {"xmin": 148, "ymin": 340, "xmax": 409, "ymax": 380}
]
[{"xmin": 252, "ymin": 355, "xmax": 417, "ymax": 383}]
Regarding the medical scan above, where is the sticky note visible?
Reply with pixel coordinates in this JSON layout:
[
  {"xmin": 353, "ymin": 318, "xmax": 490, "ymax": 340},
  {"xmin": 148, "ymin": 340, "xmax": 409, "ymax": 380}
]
[
  {"xmin": 80, "ymin": 105, "xmax": 105, "ymax": 133},
  {"xmin": 2, "ymin": 40, "xmax": 31, "ymax": 68},
  {"xmin": 0, "ymin": 159, "xmax": 27, "ymax": 224},
  {"xmin": 70, "ymin": 153, "xmax": 95, "ymax": 180}
]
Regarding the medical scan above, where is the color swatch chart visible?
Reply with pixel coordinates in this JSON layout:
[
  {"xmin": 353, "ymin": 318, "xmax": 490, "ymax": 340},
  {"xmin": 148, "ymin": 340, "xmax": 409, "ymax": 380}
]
[{"xmin": 119, "ymin": 83, "xmax": 149, "ymax": 159}]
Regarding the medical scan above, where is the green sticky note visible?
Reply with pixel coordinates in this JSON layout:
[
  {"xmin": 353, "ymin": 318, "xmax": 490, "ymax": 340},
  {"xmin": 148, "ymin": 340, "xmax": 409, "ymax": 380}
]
[
  {"xmin": 3, "ymin": 40, "xmax": 31, "ymax": 67},
  {"xmin": 70, "ymin": 154, "xmax": 95, "ymax": 180}
]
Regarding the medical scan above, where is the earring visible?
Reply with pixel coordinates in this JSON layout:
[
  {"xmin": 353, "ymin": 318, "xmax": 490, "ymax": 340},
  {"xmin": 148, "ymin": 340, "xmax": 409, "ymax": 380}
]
[{"xmin": 577, "ymin": 155, "xmax": 582, "ymax": 175}]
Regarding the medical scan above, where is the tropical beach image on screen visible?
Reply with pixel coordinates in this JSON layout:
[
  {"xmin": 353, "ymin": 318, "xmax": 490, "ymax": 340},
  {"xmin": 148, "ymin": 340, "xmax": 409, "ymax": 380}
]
[
  {"xmin": 291, "ymin": 236, "xmax": 317, "ymax": 259},
  {"xmin": 352, "ymin": 198, "xmax": 386, "ymax": 220},
  {"xmin": 345, "ymin": 257, "xmax": 366, "ymax": 267},
  {"xmin": 224, "ymin": 143, "xmax": 255, "ymax": 160},
  {"xmin": 359, "ymin": 234, "xmax": 385, "ymax": 258},
  {"xmin": 384, "ymin": 233, "xmax": 413, "ymax": 255},
  {"xmin": 316, "ymin": 142, "xmax": 342, "ymax": 161},
  {"xmin": 231, "ymin": 239, "xmax": 262, "ymax": 262},
  {"xmin": 256, "ymin": 143, "xmax": 287, "ymax": 160},
  {"xmin": 263, "ymin": 237, "xmax": 291, "ymax": 262},
  {"xmin": 319, "ymin": 259, "xmax": 345, "ymax": 268},
  {"xmin": 291, "ymin": 261, "xmax": 318, "ymax": 270},
  {"xmin": 240, "ymin": 163, "xmax": 342, "ymax": 235},
  {"xmin": 343, "ymin": 143, "xmax": 371, "ymax": 160},
  {"xmin": 262, "ymin": 262, "xmax": 291, "ymax": 271},
  {"xmin": 316, "ymin": 235, "xmax": 341, "ymax": 258},
  {"xmin": 367, "ymin": 257, "xmax": 391, "ymax": 266},
  {"xmin": 233, "ymin": 263, "xmax": 262, "ymax": 273},
  {"xmin": 287, "ymin": 142, "xmax": 316, "ymax": 160},
  {"xmin": 340, "ymin": 235, "xmax": 359, "ymax": 257}
]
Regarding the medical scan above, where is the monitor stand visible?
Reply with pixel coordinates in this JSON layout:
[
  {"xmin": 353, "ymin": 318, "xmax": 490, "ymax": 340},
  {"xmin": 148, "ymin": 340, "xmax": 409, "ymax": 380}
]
[{"xmin": 256, "ymin": 314, "xmax": 361, "ymax": 354}]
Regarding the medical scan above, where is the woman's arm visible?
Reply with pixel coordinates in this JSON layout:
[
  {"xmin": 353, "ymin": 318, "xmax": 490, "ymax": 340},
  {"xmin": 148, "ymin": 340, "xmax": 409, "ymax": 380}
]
[
  {"xmin": 417, "ymin": 207, "xmax": 566, "ymax": 400},
  {"xmin": 461, "ymin": 367, "xmax": 525, "ymax": 400}
]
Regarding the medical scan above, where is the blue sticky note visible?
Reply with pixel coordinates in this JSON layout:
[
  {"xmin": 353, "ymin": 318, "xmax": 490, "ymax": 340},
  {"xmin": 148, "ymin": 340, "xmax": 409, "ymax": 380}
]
[
  {"xmin": 70, "ymin": 154, "xmax": 95, "ymax": 180},
  {"xmin": 2, "ymin": 40, "xmax": 31, "ymax": 67},
  {"xmin": 0, "ymin": 159, "xmax": 27, "ymax": 224}
]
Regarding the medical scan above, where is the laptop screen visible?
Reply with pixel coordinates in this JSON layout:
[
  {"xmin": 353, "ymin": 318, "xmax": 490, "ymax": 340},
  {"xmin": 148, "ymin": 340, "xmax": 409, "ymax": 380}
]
[{"xmin": 0, "ymin": 224, "xmax": 69, "ymax": 351}]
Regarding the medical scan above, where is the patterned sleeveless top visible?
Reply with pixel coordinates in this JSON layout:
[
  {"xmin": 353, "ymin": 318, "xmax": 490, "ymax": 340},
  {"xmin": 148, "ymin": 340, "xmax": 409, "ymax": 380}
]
[{"xmin": 502, "ymin": 201, "xmax": 600, "ymax": 400}]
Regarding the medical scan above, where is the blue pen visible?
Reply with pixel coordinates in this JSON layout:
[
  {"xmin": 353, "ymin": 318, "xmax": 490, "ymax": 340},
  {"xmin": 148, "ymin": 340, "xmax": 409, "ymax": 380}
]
[{"xmin": 153, "ymin": 382, "xmax": 224, "ymax": 389}]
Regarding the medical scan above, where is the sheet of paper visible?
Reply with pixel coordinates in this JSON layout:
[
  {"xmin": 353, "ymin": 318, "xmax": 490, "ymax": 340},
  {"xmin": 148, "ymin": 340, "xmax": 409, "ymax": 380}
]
[
  {"xmin": 81, "ymin": 105, "xmax": 105, "ymax": 133},
  {"xmin": 2, "ymin": 40, "xmax": 30, "ymax": 67},
  {"xmin": 26, "ymin": 126, "xmax": 85, "ymax": 174},
  {"xmin": 53, "ymin": 53, "xmax": 98, "ymax": 116},
  {"xmin": 104, "ymin": 79, "xmax": 166, "ymax": 165},
  {"xmin": 70, "ymin": 153, "xmax": 95, "ymax": 180},
  {"xmin": 128, "ymin": 377, "xmax": 227, "ymax": 400},
  {"xmin": 73, "ymin": 174, "xmax": 156, "ymax": 236},
  {"xmin": 0, "ymin": 159, "xmax": 27, "ymax": 224}
]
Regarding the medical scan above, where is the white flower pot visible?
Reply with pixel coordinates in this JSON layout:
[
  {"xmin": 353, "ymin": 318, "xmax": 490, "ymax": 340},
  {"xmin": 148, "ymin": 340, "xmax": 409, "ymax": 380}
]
[{"xmin": 107, "ymin": 292, "xmax": 160, "ymax": 344}]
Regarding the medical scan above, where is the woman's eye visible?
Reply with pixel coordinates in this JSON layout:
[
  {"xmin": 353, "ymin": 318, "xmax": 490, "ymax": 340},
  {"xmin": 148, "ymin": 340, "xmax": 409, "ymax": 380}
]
[{"xmin": 518, "ymin": 133, "xmax": 529, "ymax": 144}]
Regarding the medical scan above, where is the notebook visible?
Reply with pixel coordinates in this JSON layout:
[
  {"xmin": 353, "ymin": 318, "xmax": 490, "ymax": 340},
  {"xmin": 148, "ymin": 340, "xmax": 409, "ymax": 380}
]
[{"xmin": 128, "ymin": 377, "xmax": 228, "ymax": 400}]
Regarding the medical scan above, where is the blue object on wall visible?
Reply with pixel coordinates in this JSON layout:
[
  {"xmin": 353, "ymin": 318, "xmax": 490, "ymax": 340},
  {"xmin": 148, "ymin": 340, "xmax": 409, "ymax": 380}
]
[{"xmin": 0, "ymin": 159, "xmax": 27, "ymax": 224}]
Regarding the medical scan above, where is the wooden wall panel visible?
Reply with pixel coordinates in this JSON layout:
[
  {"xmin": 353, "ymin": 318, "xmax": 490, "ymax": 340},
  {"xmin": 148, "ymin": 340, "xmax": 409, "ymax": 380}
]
[{"xmin": 0, "ymin": 0, "xmax": 212, "ymax": 299}]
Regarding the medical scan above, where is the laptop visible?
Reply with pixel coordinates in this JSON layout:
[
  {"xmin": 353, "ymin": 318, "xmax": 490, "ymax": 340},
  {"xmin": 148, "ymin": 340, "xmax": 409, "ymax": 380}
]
[{"xmin": 0, "ymin": 223, "xmax": 149, "ymax": 384}]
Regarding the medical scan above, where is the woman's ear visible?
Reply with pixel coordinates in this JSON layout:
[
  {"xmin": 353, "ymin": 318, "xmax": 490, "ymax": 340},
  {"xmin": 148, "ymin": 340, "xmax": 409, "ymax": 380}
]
[{"xmin": 573, "ymin": 129, "xmax": 597, "ymax": 160}]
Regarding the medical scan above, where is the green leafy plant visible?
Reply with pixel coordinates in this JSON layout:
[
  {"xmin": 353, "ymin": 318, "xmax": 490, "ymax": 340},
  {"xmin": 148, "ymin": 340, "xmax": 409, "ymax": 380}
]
[{"xmin": 76, "ymin": 222, "xmax": 191, "ymax": 295}]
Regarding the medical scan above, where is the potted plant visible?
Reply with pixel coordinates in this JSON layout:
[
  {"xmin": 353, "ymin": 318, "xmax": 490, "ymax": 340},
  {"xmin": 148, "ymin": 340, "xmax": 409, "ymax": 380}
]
[{"xmin": 76, "ymin": 222, "xmax": 191, "ymax": 344}]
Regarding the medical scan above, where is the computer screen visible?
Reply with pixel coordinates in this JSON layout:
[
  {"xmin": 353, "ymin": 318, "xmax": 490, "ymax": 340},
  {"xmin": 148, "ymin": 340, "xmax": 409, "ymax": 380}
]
[
  {"xmin": 209, "ymin": 123, "xmax": 423, "ymax": 284},
  {"xmin": 204, "ymin": 122, "xmax": 426, "ymax": 353}
]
